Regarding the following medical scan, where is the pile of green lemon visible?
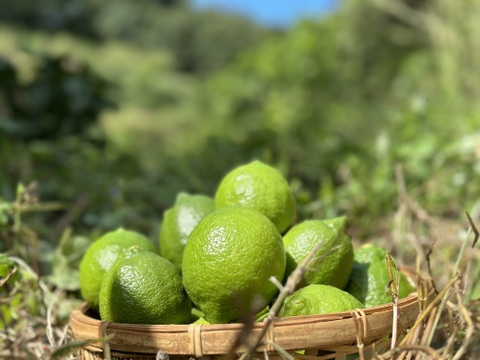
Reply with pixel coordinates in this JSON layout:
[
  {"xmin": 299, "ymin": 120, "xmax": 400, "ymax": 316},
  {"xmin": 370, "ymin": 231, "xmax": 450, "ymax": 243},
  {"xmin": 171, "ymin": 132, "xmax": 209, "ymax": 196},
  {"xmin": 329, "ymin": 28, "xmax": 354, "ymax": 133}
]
[{"xmin": 79, "ymin": 160, "xmax": 415, "ymax": 325}]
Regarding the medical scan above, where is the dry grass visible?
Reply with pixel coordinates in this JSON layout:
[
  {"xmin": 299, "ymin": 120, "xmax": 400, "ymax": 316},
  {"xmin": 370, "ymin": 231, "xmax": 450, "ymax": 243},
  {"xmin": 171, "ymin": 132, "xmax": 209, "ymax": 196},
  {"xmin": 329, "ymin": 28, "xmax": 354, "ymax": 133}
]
[
  {"xmin": 2, "ymin": 179, "xmax": 480, "ymax": 360},
  {"xmin": 0, "ymin": 259, "xmax": 73, "ymax": 359}
]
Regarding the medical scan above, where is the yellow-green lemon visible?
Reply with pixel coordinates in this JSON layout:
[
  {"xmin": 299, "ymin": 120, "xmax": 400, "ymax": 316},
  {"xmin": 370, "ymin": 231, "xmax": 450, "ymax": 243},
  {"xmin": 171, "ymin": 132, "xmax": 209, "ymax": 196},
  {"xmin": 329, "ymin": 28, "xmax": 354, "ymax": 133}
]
[
  {"xmin": 159, "ymin": 193, "xmax": 215, "ymax": 270},
  {"xmin": 182, "ymin": 206, "xmax": 286, "ymax": 324},
  {"xmin": 280, "ymin": 284, "xmax": 364, "ymax": 317},
  {"xmin": 214, "ymin": 160, "xmax": 296, "ymax": 233},
  {"xmin": 282, "ymin": 217, "xmax": 354, "ymax": 289},
  {"xmin": 79, "ymin": 228, "xmax": 157, "ymax": 311},
  {"xmin": 345, "ymin": 244, "xmax": 416, "ymax": 307},
  {"xmin": 99, "ymin": 250, "xmax": 192, "ymax": 324}
]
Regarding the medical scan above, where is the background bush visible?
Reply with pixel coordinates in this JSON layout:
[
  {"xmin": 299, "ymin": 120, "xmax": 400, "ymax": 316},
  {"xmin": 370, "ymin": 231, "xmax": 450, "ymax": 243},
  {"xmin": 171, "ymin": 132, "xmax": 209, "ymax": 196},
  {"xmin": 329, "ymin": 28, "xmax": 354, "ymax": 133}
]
[
  {"xmin": 1, "ymin": 0, "xmax": 479, "ymax": 240},
  {"xmin": 1, "ymin": 1, "xmax": 480, "ymax": 357}
]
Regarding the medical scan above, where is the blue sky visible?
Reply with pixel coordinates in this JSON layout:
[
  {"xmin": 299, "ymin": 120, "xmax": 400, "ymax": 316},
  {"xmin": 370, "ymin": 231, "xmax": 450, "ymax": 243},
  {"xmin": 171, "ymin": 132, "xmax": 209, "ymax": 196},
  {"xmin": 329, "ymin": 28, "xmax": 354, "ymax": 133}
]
[{"xmin": 191, "ymin": 0, "xmax": 338, "ymax": 28}]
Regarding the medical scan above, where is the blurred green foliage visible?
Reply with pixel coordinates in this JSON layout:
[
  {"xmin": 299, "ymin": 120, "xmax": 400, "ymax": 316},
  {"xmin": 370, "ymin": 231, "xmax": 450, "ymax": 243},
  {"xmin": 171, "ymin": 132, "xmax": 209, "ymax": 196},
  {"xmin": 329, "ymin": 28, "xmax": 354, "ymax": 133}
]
[
  {"xmin": 189, "ymin": 1, "xmax": 480, "ymax": 233},
  {"xmin": 0, "ymin": 54, "xmax": 113, "ymax": 140},
  {"xmin": 0, "ymin": 0, "xmax": 479, "ymax": 247},
  {"xmin": 1, "ymin": 1, "xmax": 480, "ymax": 356},
  {"xmin": 0, "ymin": 0, "xmax": 268, "ymax": 74},
  {"xmin": 94, "ymin": 1, "xmax": 269, "ymax": 73}
]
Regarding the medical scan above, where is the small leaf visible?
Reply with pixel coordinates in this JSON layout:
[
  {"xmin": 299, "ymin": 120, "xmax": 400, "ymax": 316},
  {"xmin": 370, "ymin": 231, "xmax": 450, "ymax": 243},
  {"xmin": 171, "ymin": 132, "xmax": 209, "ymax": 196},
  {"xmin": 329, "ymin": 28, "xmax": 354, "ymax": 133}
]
[
  {"xmin": 50, "ymin": 334, "xmax": 114, "ymax": 359},
  {"xmin": 0, "ymin": 254, "xmax": 17, "ymax": 287}
]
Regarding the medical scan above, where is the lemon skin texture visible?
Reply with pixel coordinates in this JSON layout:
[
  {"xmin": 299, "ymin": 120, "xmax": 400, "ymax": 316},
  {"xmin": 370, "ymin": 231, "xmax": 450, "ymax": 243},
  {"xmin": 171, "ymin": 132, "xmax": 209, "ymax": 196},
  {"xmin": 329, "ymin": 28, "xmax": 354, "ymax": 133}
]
[
  {"xmin": 79, "ymin": 228, "xmax": 157, "ymax": 311},
  {"xmin": 283, "ymin": 217, "xmax": 354, "ymax": 289},
  {"xmin": 214, "ymin": 160, "xmax": 296, "ymax": 234},
  {"xmin": 280, "ymin": 284, "xmax": 364, "ymax": 317},
  {"xmin": 345, "ymin": 244, "xmax": 416, "ymax": 307},
  {"xmin": 99, "ymin": 251, "xmax": 192, "ymax": 324},
  {"xmin": 159, "ymin": 193, "xmax": 215, "ymax": 270},
  {"xmin": 182, "ymin": 206, "xmax": 286, "ymax": 324}
]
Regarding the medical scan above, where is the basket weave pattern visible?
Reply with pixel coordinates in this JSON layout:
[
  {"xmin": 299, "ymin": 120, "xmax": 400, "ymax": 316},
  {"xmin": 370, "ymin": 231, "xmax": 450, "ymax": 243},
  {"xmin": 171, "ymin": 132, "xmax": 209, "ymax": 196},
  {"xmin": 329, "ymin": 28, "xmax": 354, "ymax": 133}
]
[{"xmin": 70, "ymin": 291, "xmax": 427, "ymax": 360}]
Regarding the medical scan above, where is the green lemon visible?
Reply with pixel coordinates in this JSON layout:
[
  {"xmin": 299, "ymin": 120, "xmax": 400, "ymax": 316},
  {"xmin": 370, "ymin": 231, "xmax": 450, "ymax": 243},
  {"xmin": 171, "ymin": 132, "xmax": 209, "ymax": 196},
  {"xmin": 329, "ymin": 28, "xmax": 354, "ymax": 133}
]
[
  {"xmin": 99, "ymin": 250, "xmax": 192, "ymax": 324},
  {"xmin": 345, "ymin": 244, "xmax": 416, "ymax": 307},
  {"xmin": 214, "ymin": 160, "xmax": 296, "ymax": 234},
  {"xmin": 79, "ymin": 228, "xmax": 157, "ymax": 311},
  {"xmin": 182, "ymin": 206, "xmax": 286, "ymax": 324},
  {"xmin": 279, "ymin": 284, "xmax": 364, "ymax": 317},
  {"xmin": 159, "ymin": 193, "xmax": 215, "ymax": 270},
  {"xmin": 193, "ymin": 317, "xmax": 211, "ymax": 325},
  {"xmin": 282, "ymin": 217, "xmax": 354, "ymax": 289}
]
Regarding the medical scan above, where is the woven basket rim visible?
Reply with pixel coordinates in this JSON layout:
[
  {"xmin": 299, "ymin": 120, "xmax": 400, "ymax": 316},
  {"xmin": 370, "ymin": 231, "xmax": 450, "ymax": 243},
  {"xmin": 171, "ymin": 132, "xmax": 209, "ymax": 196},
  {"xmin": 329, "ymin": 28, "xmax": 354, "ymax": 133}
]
[
  {"xmin": 72, "ymin": 291, "xmax": 419, "ymax": 329},
  {"xmin": 70, "ymin": 287, "xmax": 432, "ymax": 357}
]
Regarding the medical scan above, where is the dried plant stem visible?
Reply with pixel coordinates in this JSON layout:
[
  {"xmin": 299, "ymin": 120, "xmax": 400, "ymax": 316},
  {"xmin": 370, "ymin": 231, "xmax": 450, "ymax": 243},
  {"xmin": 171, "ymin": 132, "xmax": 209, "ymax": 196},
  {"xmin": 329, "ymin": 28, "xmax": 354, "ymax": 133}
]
[
  {"xmin": 58, "ymin": 324, "xmax": 70, "ymax": 347},
  {"xmin": 13, "ymin": 202, "xmax": 64, "ymax": 213},
  {"xmin": 466, "ymin": 211, "xmax": 479, "ymax": 249},
  {"xmin": 351, "ymin": 309, "xmax": 366, "ymax": 360},
  {"xmin": 419, "ymin": 306, "xmax": 437, "ymax": 346},
  {"xmin": 8, "ymin": 256, "xmax": 50, "ymax": 297},
  {"xmin": 441, "ymin": 327, "xmax": 458, "ymax": 359},
  {"xmin": 391, "ymin": 298, "xmax": 399, "ymax": 350},
  {"xmin": 47, "ymin": 289, "xmax": 63, "ymax": 347},
  {"xmin": 395, "ymin": 322, "xmax": 420, "ymax": 360},
  {"xmin": 452, "ymin": 281, "xmax": 474, "ymax": 360},
  {"xmin": 0, "ymin": 265, "xmax": 17, "ymax": 287},
  {"xmin": 266, "ymin": 341, "xmax": 294, "ymax": 360},
  {"xmin": 392, "ymin": 344, "xmax": 442, "ymax": 360},
  {"xmin": 399, "ymin": 274, "xmax": 460, "ymax": 347},
  {"xmin": 394, "ymin": 164, "xmax": 436, "ymax": 228},
  {"xmin": 424, "ymin": 211, "xmax": 476, "ymax": 348},
  {"xmin": 239, "ymin": 241, "xmax": 325, "ymax": 360},
  {"xmin": 453, "ymin": 222, "xmax": 472, "ymax": 277},
  {"xmin": 386, "ymin": 253, "xmax": 400, "ymax": 350}
]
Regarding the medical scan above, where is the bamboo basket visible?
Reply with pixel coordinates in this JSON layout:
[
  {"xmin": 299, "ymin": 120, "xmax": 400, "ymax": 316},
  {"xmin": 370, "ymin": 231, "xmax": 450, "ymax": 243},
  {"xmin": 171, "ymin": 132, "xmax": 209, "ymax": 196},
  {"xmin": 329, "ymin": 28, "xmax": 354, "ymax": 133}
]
[{"xmin": 70, "ymin": 285, "xmax": 432, "ymax": 360}]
